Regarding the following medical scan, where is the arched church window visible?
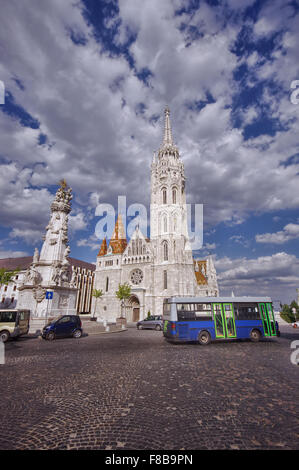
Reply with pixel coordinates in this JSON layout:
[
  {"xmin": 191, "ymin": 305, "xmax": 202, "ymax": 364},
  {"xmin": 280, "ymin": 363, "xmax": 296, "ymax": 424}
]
[
  {"xmin": 162, "ymin": 188, "xmax": 167, "ymax": 204},
  {"xmin": 172, "ymin": 188, "xmax": 177, "ymax": 204},
  {"xmin": 163, "ymin": 270, "xmax": 167, "ymax": 290},
  {"xmin": 162, "ymin": 241, "xmax": 168, "ymax": 261},
  {"xmin": 173, "ymin": 216, "xmax": 177, "ymax": 233},
  {"xmin": 163, "ymin": 215, "xmax": 167, "ymax": 233},
  {"xmin": 106, "ymin": 277, "xmax": 109, "ymax": 292}
]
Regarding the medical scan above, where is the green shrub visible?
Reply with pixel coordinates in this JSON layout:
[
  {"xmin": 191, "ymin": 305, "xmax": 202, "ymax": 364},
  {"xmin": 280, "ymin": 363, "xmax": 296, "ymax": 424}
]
[{"xmin": 280, "ymin": 303, "xmax": 296, "ymax": 323}]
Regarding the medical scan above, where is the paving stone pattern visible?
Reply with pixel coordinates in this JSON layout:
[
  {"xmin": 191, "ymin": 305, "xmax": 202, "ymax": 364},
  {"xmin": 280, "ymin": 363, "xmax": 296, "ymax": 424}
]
[{"xmin": 0, "ymin": 326, "xmax": 298, "ymax": 450}]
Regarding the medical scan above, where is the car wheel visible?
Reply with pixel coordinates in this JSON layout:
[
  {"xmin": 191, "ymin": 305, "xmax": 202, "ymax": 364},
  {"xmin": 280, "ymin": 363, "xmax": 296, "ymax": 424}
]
[
  {"xmin": 198, "ymin": 330, "xmax": 211, "ymax": 345},
  {"xmin": 0, "ymin": 330, "xmax": 10, "ymax": 343},
  {"xmin": 250, "ymin": 329, "xmax": 261, "ymax": 342},
  {"xmin": 155, "ymin": 325, "xmax": 162, "ymax": 331},
  {"xmin": 73, "ymin": 329, "xmax": 82, "ymax": 339},
  {"xmin": 46, "ymin": 331, "xmax": 55, "ymax": 341},
  {"xmin": 137, "ymin": 325, "xmax": 143, "ymax": 330}
]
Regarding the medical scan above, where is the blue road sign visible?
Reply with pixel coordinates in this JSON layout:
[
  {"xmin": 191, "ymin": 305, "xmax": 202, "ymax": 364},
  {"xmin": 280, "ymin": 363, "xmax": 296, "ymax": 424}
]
[{"xmin": 46, "ymin": 291, "xmax": 53, "ymax": 300}]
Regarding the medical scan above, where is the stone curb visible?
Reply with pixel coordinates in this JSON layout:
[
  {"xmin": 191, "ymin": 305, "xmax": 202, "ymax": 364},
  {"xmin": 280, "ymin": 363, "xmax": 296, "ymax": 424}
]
[{"xmin": 83, "ymin": 328, "xmax": 128, "ymax": 336}]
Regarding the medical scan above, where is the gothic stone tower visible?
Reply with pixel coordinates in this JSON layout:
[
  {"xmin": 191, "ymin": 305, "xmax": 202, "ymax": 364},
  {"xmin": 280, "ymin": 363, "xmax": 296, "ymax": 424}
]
[
  {"xmin": 93, "ymin": 107, "xmax": 219, "ymax": 322},
  {"xmin": 150, "ymin": 106, "xmax": 197, "ymax": 314}
]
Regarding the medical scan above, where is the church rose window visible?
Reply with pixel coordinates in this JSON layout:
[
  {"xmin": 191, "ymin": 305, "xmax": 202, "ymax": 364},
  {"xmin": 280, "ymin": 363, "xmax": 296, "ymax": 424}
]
[{"xmin": 130, "ymin": 269, "xmax": 143, "ymax": 285}]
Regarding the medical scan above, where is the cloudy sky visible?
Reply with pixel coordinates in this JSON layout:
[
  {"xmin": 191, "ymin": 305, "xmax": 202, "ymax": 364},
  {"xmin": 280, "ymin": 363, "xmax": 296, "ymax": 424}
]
[{"xmin": 0, "ymin": 0, "xmax": 299, "ymax": 304}]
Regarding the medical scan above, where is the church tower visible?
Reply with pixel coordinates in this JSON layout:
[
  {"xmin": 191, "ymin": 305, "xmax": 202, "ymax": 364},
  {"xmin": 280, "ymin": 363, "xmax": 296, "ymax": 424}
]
[{"xmin": 150, "ymin": 107, "xmax": 197, "ymax": 312}]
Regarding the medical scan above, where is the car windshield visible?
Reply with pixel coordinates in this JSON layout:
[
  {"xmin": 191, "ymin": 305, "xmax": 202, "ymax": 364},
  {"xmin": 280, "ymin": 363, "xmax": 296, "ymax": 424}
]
[{"xmin": 46, "ymin": 315, "xmax": 63, "ymax": 326}]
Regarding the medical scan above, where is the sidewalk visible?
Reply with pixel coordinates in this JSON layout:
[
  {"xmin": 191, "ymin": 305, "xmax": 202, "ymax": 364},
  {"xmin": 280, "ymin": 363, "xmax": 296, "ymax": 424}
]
[
  {"xmin": 80, "ymin": 316, "xmax": 127, "ymax": 336},
  {"xmin": 82, "ymin": 320, "xmax": 127, "ymax": 336}
]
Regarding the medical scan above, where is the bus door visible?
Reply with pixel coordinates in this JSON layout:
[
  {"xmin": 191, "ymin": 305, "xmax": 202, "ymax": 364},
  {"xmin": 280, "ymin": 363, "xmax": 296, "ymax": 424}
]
[
  {"xmin": 212, "ymin": 303, "xmax": 236, "ymax": 339},
  {"xmin": 259, "ymin": 303, "xmax": 277, "ymax": 336}
]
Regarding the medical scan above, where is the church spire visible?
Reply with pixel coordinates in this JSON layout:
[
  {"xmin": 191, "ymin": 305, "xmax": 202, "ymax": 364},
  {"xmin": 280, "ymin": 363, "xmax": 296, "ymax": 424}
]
[
  {"xmin": 163, "ymin": 105, "xmax": 173, "ymax": 146},
  {"xmin": 109, "ymin": 214, "xmax": 127, "ymax": 254},
  {"xmin": 158, "ymin": 106, "xmax": 179, "ymax": 158}
]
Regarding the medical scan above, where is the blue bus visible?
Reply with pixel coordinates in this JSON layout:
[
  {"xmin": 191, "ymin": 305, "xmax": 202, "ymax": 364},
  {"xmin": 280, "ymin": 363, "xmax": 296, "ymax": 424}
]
[{"xmin": 163, "ymin": 296, "xmax": 280, "ymax": 344}]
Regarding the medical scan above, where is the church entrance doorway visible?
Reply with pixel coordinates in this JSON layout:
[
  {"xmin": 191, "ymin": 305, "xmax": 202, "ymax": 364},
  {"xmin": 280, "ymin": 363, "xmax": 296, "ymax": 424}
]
[
  {"xmin": 133, "ymin": 308, "xmax": 139, "ymax": 322},
  {"xmin": 126, "ymin": 295, "xmax": 140, "ymax": 322}
]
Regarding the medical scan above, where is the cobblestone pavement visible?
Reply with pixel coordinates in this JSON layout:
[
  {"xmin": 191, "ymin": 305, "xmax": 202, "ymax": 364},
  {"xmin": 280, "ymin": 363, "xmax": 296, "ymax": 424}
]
[{"xmin": 0, "ymin": 325, "xmax": 298, "ymax": 450}]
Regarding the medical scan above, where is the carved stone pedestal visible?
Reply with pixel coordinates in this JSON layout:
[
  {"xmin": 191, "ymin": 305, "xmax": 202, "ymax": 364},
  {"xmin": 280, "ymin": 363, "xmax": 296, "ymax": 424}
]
[{"xmin": 116, "ymin": 317, "xmax": 127, "ymax": 328}]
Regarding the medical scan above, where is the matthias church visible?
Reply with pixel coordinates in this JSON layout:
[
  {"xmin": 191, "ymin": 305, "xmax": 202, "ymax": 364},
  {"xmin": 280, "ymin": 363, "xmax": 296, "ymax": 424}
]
[{"xmin": 93, "ymin": 107, "xmax": 219, "ymax": 322}]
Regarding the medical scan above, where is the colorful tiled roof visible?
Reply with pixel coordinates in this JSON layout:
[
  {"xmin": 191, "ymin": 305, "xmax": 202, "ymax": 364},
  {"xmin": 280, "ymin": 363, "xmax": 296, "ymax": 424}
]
[
  {"xmin": 109, "ymin": 214, "xmax": 127, "ymax": 254},
  {"xmin": 194, "ymin": 260, "xmax": 208, "ymax": 285},
  {"xmin": 98, "ymin": 238, "xmax": 108, "ymax": 257}
]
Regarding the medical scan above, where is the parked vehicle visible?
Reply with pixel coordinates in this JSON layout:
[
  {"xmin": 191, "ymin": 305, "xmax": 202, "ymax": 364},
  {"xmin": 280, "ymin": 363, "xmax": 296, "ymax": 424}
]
[
  {"xmin": 163, "ymin": 296, "xmax": 280, "ymax": 344},
  {"xmin": 0, "ymin": 309, "xmax": 30, "ymax": 343},
  {"xmin": 42, "ymin": 315, "xmax": 82, "ymax": 340},
  {"xmin": 137, "ymin": 315, "xmax": 163, "ymax": 331}
]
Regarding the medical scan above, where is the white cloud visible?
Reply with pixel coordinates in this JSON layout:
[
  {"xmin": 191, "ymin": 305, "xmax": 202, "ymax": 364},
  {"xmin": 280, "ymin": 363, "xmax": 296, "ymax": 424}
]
[
  {"xmin": 69, "ymin": 212, "xmax": 88, "ymax": 234},
  {"xmin": 0, "ymin": 250, "xmax": 29, "ymax": 259},
  {"xmin": 77, "ymin": 234, "xmax": 101, "ymax": 251},
  {"xmin": 256, "ymin": 223, "xmax": 299, "ymax": 244},
  {"xmin": 0, "ymin": 0, "xmax": 298, "ymax": 246},
  {"xmin": 229, "ymin": 235, "xmax": 250, "ymax": 248},
  {"xmin": 216, "ymin": 252, "xmax": 299, "ymax": 303}
]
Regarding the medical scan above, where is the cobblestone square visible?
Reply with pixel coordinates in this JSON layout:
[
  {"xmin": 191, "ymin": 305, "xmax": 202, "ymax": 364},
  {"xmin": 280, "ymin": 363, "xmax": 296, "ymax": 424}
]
[{"xmin": 0, "ymin": 326, "xmax": 298, "ymax": 450}]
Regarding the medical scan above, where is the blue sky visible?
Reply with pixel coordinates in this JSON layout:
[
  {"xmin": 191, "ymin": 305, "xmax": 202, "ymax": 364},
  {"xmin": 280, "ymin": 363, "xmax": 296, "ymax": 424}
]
[{"xmin": 0, "ymin": 0, "xmax": 299, "ymax": 303}]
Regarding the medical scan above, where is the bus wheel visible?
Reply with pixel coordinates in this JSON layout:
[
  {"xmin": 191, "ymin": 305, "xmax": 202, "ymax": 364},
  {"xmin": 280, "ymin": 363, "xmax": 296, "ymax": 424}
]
[
  {"xmin": 0, "ymin": 330, "xmax": 10, "ymax": 343},
  {"xmin": 250, "ymin": 329, "xmax": 261, "ymax": 342},
  {"xmin": 46, "ymin": 331, "xmax": 55, "ymax": 341},
  {"xmin": 198, "ymin": 330, "xmax": 211, "ymax": 345}
]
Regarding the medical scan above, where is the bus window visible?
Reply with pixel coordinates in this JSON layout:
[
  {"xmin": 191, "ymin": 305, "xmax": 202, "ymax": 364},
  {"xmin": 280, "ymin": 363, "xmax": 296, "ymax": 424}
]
[
  {"xmin": 234, "ymin": 304, "xmax": 260, "ymax": 320},
  {"xmin": 177, "ymin": 311, "xmax": 196, "ymax": 321},
  {"xmin": 194, "ymin": 303, "xmax": 212, "ymax": 321}
]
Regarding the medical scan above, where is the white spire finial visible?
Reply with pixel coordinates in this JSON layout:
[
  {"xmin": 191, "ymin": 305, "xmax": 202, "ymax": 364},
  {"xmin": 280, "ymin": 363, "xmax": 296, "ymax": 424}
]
[{"xmin": 163, "ymin": 105, "xmax": 173, "ymax": 146}]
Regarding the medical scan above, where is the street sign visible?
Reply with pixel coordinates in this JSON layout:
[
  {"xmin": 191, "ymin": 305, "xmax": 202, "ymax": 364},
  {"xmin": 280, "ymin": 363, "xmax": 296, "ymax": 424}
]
[{"xmin": 46, "ymin": 291, "xmax": 53, "ymax": 300}]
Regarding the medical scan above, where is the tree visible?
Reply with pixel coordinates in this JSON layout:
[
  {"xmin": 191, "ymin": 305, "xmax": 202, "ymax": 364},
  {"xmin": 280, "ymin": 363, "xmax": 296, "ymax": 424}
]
[
  {"xmin": 115, "ymin": 283, "xmax": 131, "ymax": 318},
  {"xmin": 92, "ymin": 289, "xmax": 103, "ymax": 318},
  {"xmin": 0, "ymin": 268, "xmax": 20, "ymax": 288},
  {"xmin": 290, "ymin": 300, "xmax": 299, "ymax": 321},
  {"xmin": 280, "ymin": 303, "xmax": 295, "ymax": 323}
]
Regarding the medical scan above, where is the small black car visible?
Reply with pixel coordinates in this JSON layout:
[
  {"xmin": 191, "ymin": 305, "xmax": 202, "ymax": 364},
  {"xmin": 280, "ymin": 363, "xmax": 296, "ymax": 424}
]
[{"xmin": 42, "ymin": 315, "xmax": 82, "ymax": 340}]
